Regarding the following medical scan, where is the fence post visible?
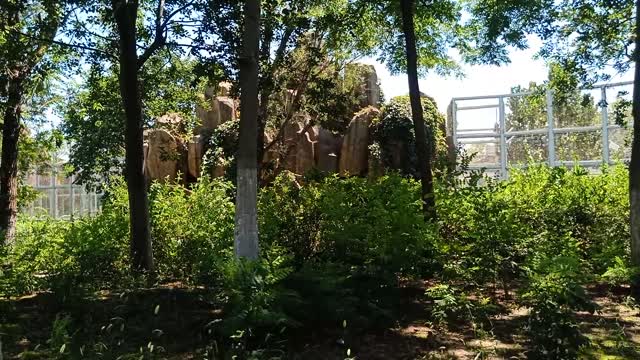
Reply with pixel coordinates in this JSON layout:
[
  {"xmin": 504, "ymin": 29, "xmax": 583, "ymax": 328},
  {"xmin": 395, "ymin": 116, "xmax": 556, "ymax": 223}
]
[
  {"xmin": 601, "ymin": 86, "xmax": 610, "ymax": 165},
  {"xmin": 70, "ymin": 175, "xmax": 75, "ymax": 217},
  {"xmin": 451, "ymin": 100, "xmax": 458, "ymax": 152},
  {"xmin": 50, "ymin": 171, "xmax": 56, "ymax": 217},
  {"xmin": 499, "ymin": 96, "xmax": 507, "ymax": 178},
  {"xmin": 546, "ymin": 89, "xmax": 555, "ymax": 166}
]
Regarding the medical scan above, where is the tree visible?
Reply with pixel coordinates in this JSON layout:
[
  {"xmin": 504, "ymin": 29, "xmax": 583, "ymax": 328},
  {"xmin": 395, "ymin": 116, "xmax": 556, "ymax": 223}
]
[
  {"xmin": 234, "ymin": 0, "xmax": 260, "ymax": 260},
  {"xmin": 400, "ymin": 0, "xmax": 435, "ymax": 219},
  {"xmin": 58, "ymin": 0, "xmax": 199, "ymax": 273},
  {"xmin": 0, "ymin": 0, "xmax": 65, "ymax": 245},
  {"xmin": 200, "ymin": 0, "xmax": 367, "ymax": 177},
  {"xmin": 630, "ymin": 0, "xmax": 640, "ymax": 296},
  {"xmin": 110, "ymin": 0, "xmax": 160, "ymax": 273},
  {"xmin": 63, "ymin": 56, "xmax": 206, "ymax": 189}
]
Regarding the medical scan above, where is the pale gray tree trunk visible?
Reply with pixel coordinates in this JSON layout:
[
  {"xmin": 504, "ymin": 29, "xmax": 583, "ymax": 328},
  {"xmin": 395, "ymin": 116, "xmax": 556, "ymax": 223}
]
[
  {"xmin": 234, "ymin": 0, "xmax": 260, "ymax": 259},
  {"xmin": 630, "ymin": 0, "xmax": 640, "ymax": 296}
]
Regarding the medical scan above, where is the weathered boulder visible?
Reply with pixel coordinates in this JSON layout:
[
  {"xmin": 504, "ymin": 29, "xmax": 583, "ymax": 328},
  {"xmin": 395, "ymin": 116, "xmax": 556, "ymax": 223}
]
[
  {"xmin": 362, "ymin": 65, "xmax": 380, "ymax": 107},
  {"xmin": 284, "ymin": 89, "xmax": 298, "ymax": 115},
  {"xmin": 281, "ymin": 116, "xmax": 318, "ymax": 175},
  {"xmin": 346, "ymin": 63, "xmax": 380, "ymax": 109},
  {"xmin": 386, "ymin": 140, "xmax": 409, "ymax": 173},
  {"xmin": 156, "ymin": 112, "xmax": 182, "ymax": 127},
  {"xmin": 187, "ymin": 135, "xmax": 205, "ymax": 178},
  {"xmin": 196, "ymin": 96, "xmax": 236, "ymax": 132},
  {"xmin": 155, "ymin": 113, "xmax": 187, "ymax": 138},
  {"xmin": 316, "ymin": 127, "xmax": 342, "ymax": 173},
  {"xmin": 204, "ymin": 81, "xmax": 233, "ymax": 99},
  {"xmin": 196, "ymin": 82, "xmax": 237, "ymax": 133},
  {"xmin": 145, "ymin": 129, "xmax": 179, "ymax": 182},
  {"xmin": 212, "ymin": 164, "xmax": 226, "ymax": 178},
  {"xmin": 339, "ymin": 106, "xmax": 380, "ymax": 176},
  {"xmin": 218, "ymin": 82, "xmax": 232, "ymax": 97}
]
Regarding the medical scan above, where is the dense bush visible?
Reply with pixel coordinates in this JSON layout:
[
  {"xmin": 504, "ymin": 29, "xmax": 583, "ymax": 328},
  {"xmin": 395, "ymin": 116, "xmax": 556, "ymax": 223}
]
[
  {"xmin": 3, "ymin": 182, "xmax": 130, "ymax": 297},
  {"xmin": 370, "ymin": 95, "xmax": 449, "ymax": 177},
  {"xmin": 1, "ymin": 164, "xmax": 633, "ymax": 357},
  {"xmin": 521, "ymin": 249, "xmax": 597, "ymax": 359},
  {"xmin": 1, "ymin": 176, "xmax": 235, "ymax": 297},
  {"xmin": 260, "ymin": 172, "xmax": 436, "ymax": 280},
  {"xmin": 435, "ymin": 164, "xmax": 629, "ymax": 358},
  {"xmin": 149, "ymin": 176, "xmax": 235, "ymax": 284},
  {"xmin": 437, "ymin": 164, "xmax": 629, "ymax": 287}
]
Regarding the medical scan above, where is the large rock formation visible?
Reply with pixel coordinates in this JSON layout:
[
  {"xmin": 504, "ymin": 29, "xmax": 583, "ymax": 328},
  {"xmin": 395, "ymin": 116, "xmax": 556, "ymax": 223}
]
[
  {"xmin": 316, "ymin": 128, "xmax": 342, "ymax": 173},
  {"xmin": 281, "ymin": 116, "xmax": 318, "ymax": 175},
  {"xmin": 145, "ymin": 129, "xmax": 179, "ymax": 183},
  {"xmin": 362, "ymin": 65, "xmax": 380, "ymax": 107},
  {"xmin": 195, "ymin": 82, "xmax": 236, "ymax": 133},
  {"xmin": 187, "ymin": 135, "xmax": 204, "ymax": 178},
  {"xmin": 339, "ymin": 107, "xmax": 380, "ymax": 176},
  {"xmin": 346, "ymin": 63, "xmax": 381, "ymax": 108},
  {"xmin": 143, "ymin": 64, "xmax": 450, "ymax": 185},
  {"xmin": 197, "ymin": 96, "xmax": 236, "ymax": 130}
]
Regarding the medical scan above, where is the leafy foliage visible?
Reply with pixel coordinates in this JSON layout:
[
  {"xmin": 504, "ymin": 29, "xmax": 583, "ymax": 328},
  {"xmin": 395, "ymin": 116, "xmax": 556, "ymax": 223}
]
[
  {"xmin": 62, "ymin": 56, "xmax": 207, "ymax": 188},
  {"xmin": 371, "ymin": 95, "xmax": 448, "ymax": 177},
  {"xmin": 2, "ymin": 164, "xmax": 633, "ymax": 356},
  {"xmin": 521, "ymin": 252, "xmax": 596, "ymax": 359},
  {"xmin": 260, "ymin": 172, "xmax": 436, "ymax": 279}
]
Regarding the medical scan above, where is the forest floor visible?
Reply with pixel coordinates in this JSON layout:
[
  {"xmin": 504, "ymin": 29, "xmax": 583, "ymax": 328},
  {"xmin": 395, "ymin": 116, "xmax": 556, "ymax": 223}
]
[{"xmin": 1, "ymin": 284, "xmax": 639, "ymax": 359}]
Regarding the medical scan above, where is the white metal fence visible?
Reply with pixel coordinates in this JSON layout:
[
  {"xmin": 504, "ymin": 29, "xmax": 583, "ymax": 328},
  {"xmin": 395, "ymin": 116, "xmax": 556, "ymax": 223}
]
[
  {"xmin": 23, "ymin": 166, "xmax": 102, "ymax": 218},
  {"xmin": 449, "ymin": 81, "xmax": 633, "ymax": 178}
]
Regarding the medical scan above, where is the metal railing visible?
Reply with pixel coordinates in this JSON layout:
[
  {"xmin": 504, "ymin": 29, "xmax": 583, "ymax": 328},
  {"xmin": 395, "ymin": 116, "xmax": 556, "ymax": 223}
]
[
  {"xmin": 23, "ymin": 166, "xmax": 102, "ymax": 219},
  {"xmin": 448, "ymin": 81, "xmax": 633, "ymax": 178}
]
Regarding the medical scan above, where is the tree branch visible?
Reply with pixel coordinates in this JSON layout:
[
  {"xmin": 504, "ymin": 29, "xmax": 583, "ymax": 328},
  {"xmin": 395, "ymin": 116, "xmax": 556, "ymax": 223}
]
[
  {"xmin": 166, "ymin": 41, "xmax": 213, "ymax": 52},
  {"xmin": 137, "ymin": 0, "xmax": 166, "ymax": 69},
  {"xmin": 161, "ymin": 0, "xmax": 197, "ymax": 31},
  {"xmin": 12, "ymin": 30, "xmax": 117, "ymax": 61}
]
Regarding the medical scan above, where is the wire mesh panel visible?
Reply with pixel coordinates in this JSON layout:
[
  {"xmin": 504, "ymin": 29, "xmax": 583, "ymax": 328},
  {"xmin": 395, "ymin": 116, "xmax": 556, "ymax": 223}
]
[
  {"xmin": 22, "ymin": 165, "xmax": 102, "ymax": 218},
  {"xmin": 449, "ymin": 81, "xmax": 633, "ymax": 178}
]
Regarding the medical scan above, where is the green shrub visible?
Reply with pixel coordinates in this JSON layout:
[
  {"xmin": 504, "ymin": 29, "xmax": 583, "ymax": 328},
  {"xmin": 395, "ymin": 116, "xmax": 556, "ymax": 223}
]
[
  {"xmin": 3, "ymin": 176, "xmax": 235, "ymax": 298},
  {"xmin": 520, "ymin": 237, "xmax": 597, "ymax": 359},
  {"xmin": 4, "ymin": 180, "xmax": 130, "ymax": 298},
  {"xmin": 436, "ymin": 164, "xmax": 629, "ymax": 288},
  {"xmin": 205, "ymin": 252, "xmax": 299, "ymax": 359},
  {"xmin": 2, "ymin": 218, "xmax": 69, "ymax": 296},
  {"xmin": 371, "ymin": 95, "xmax": 448, "ymax": 177},
  {"xmin": 260, "ymin": 172, "xmax": 437, "ymax": 280},
  {"xmin": 601, "ymin": 256, "xmax": 640, "ymax": 286},
  {"xmin": 149, "ymin": 176, "xmax": 235, "ymax": 284},
  {"xmin": 425, "ymin": 284, "xmax": 473, "ymax": 326}
]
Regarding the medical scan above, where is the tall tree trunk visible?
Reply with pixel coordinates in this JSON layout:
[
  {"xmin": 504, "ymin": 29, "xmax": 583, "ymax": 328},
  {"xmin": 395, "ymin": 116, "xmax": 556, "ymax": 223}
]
[
  {"xmin": 0, "ymin": 74, "xmax": 23, "ymax": 245},
  {"xmin": 113, "ymin": 0, "xmax": 154, "ymax": 273},
  {"xmin": 234, "ymin": 0, "xmax": 261, "ymax": 260},
  {"xmin": 400, "ymin": 0, "xmax": 436, "ymax": 220},
  {"xmin": 630, "ymin": 0, "xmax": 640, "ymax": 296},
  {"xmin": 257, "ymin": 27, "xmax": 294, "ymax": 181}
]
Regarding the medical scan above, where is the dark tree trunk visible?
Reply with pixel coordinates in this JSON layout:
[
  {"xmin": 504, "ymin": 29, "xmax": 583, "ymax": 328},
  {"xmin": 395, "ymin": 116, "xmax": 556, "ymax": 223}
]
[
  {"xmin": 257, "ymin": 91, "xmax": 268, "ymax": 172},
  {"xmin": 0, "ymin": 75, "xmax": 23, "ymax": 245},
  {"xmin": 630, "ymin": 0, "xmax": 640, "ymax": 296},
  {"xmin": 400, "ymin": 0, "xmax": 436, "ymax": 220},
  {"xmin": 256, "ymin": 27, "xmax": 294, "ymax": 181},
  {"xmin": 113, "ymin": 0, "xmax": 154, "ymax": 273},
  {"xmin": 234, "ymin": 0, "xmax": 261, "ymax": 259}
]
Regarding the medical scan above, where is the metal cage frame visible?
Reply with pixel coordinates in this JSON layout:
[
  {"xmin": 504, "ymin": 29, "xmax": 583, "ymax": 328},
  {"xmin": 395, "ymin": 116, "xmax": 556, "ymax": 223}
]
[{"xmin": 449, "ymin": 81, "xmax": 633, "ymax": 178}]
